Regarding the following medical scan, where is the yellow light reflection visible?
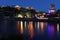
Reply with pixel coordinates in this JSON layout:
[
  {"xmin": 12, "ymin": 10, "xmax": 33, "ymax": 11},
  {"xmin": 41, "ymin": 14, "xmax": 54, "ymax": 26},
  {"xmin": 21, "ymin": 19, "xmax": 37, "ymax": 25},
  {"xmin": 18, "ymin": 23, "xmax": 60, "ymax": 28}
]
[
  {"xmin": 29, "ymin": 21, "xmax": 34, "ymax": 38},
  {"xmin": 16, "ymin": 21, "xmax": 20, "ymax": 34},
  {"xmin": 37, "ymin": 22, "xmax": 41, "ymax": 33},
  {"xmin": 57, "ymin": 24, "xmax": 59, "ymax": 32},
  {"xmin": 40, "ymin": 22, "xmax": 44, "ymax": 32},
  {"xmin": 16, "ymin": 21, "xmax": 24, "ymax": 34},
  {"xmin": 20, "ymin": 21, "xmax": 24, "ymax": 34}
]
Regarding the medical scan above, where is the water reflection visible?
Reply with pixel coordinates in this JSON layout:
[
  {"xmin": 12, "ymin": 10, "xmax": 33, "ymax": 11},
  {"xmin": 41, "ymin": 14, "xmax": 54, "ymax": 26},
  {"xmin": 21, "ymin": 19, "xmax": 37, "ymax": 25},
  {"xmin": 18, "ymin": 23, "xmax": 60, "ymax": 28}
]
[
  {"xmin": 40, "ymin": 22, "xmax": 44, "ymax": 32},
  {"xmin": 20, "ymin": 21, "xmax": 24, "ymax": 34},
  {"xmin": 16, "ymin": 21, "xmax": 24, "ymax": 34},
  {"xmin": 0, "ymin": 20, "xmax": 60, "ymax": 40},
  {"xmin": 48, "ymin": 23, "xmax": 54, "ymax": 37},
  {"xmin": 29, "ymin": 21, "xmax": 34, "ymax": 38},
  {"xmin": 2, "ymin": 20, "xmax": 8, "ymax": 33},
  {"xmin": 37, "ymin": 22, "xmax": 40, "ymax": 33},
  {"xmin": 3, "ymin": 20, "xmax": 7, "ymax": 26},
  {"xmin": 16, "ymin": 21, "xmax": 20, "ymax": 33},
  {"xmin": 24, "ymin": 21, "xmax": 27, "ymax": 29},
  {"xmin": 15, "ymin": 21, "xmax": 59, "ymax": 38},
  {"xmin": 37, "ymin": 22, "xmax": 45, "ymax": 33},
  {"xmin": 37, "ymin": 22, "xmax": 40, "ymax": 29},
  {"xmin": 57, "ymin": 24, "xmax": 59, "ymax": 32}
]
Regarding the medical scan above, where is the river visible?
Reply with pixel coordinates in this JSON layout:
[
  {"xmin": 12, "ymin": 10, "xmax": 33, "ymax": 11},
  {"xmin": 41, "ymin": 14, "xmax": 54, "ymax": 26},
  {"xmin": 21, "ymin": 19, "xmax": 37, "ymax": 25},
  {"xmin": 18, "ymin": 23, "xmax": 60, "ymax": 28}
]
[{"xmin": 0, "ymin": 20, "xmax": 60, "ymax": 40}]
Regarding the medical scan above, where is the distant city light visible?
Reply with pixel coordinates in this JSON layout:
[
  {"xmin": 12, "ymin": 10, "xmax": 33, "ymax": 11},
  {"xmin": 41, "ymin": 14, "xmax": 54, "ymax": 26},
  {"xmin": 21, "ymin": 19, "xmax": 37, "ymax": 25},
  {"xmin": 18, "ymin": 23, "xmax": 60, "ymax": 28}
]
[
  {"xmin": 15, "ymin": 5, "xmax": 20, "ymax": 8},
  {"xmin": 17, "ymin": 14, "xmax": 23, "ymax": 18},
  {"xmin": 49, "ymin": 10, "xmax": 55, "ymax": 13},
  {"xmin": 43, "ymin": 13, "xmax": 46, "ymax": 15},
  {"xmin": 48, "ymin": 4, "xmax": 56, "ymax": 13},
  {"xmin": 15, "ymin": 5, "xmax": 21, "ymax": 10},
  {"xmin": 26, "ymin": 6, "xmax": 33, "ymax": 10}
]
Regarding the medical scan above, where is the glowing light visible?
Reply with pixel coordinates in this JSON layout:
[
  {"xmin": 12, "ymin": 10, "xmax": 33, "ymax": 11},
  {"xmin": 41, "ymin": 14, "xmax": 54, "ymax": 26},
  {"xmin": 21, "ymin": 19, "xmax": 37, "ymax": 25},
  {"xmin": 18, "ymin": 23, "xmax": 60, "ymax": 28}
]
[
  {"xmin": 37, "ymin": 22, "xmax": 40, "ymax": 34},
  {"xmin": 57, "ymin": 24, "xmax": 59, "ymax": 32},
  {"xmin": 15, "ymin": 5, "xmax": 21, "ymax": 10},
  {"xmin": 17, "ymin": 14, "xmax": 23, "ymax": 18},
  {"xmin": 48, "ymin": 24, "xmax": 54, "ymax": 37},
  {"xmin": 48, "ymin": 24, "xmax": 54, "ymax": 32},
  {"xmin": 40, "ymin": 22, "xmax": 44, "ymax": 32},
  {"xmin": 26, "ymin": 12, "xmax": 31, "ymax": 18},
  {"xmin": 29, "ymin": 21, "xmax": 34, "ymax": 38},
  {"xmin": 20, "ymin": 21, "xmax": 24, "ymax": 34},
  {"xmin": 37, "ymin": 22, "xmax": 41, "ymax": 33},
  {"xmin": 43, "ymin": 13, "xmax": 46, "ymax": 15},
  {"xmin": 17, "ymin": 21, "xmax": 24, "ymax": 34},
  {"xmin": 40, "ymin": 16, "xmax": 44, "ymax": 18},
  {"xmin": 49, "ymin": 10, "xmax": 55, "ymax": 13}
]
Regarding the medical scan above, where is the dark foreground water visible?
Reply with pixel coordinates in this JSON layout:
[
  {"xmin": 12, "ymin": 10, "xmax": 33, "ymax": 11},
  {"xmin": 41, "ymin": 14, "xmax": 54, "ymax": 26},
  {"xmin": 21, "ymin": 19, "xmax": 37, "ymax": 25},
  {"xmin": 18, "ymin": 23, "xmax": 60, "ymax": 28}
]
[{"xmin": 0, "ymin": 20, "xmax": 60, "ymax": 40}]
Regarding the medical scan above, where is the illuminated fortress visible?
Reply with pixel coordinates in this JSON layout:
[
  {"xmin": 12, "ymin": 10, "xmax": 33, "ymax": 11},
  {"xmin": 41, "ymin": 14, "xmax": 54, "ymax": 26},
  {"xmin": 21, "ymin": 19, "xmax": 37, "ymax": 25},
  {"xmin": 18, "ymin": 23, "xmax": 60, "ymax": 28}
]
[{"xmin": 48, "ymin": 4, "xmax": 56, "ymax": 13}]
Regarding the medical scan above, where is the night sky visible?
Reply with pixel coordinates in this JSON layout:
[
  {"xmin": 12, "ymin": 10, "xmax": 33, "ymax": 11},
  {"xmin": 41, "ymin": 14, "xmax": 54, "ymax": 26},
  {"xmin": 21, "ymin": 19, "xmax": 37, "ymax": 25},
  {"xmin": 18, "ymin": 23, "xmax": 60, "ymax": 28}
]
[{"xmin": 0, "ymin": 0, "xmax": 60, "ymax": 12}]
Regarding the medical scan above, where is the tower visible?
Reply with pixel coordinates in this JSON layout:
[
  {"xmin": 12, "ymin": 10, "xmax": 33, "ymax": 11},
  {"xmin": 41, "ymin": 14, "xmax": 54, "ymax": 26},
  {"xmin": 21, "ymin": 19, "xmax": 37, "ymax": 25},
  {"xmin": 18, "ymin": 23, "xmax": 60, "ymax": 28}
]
[{"xmin": 48, "ymin": 3, "xmax": 56, "ymax": 13}]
